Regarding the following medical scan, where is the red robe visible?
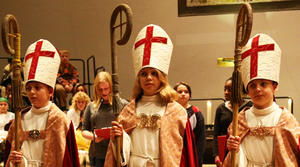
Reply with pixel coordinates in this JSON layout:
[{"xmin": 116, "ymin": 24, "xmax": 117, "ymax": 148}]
[
  {"xmin": 104, "ymin": 100, "xmax": 198, "ymax": 167},
  {"xmin": 4, "ymin": 104, "xmax": 80, "ymax": 167}
]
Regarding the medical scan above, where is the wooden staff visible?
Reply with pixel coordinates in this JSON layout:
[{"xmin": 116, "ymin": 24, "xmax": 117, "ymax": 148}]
[
  {"xmin": 231, "ymin": 3, "xmax": 252, "ymax": 167},
  {"xmin": 2, "ymin": 14, "xmax": 23, "ymax": 167},
  {"xmin": 110, "ymin": 4, "xmax": 133, "ymax": 167}
]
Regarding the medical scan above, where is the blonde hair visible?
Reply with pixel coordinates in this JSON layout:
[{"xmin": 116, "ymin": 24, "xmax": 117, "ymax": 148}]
[
  {"xmin": 131, "ymin": 68, "xmax": 178, "ymax": 105},
  {"xmin": 93, "ymin": 71, "xmax": 113, "ymax": 107},
  {"xmin": 70, "ymin": 91, "xmax": 91, "ymax": 111}
]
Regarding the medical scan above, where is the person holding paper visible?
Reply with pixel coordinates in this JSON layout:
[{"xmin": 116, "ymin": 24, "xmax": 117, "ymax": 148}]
[
  {"xmin": 104, "ymin": 24, "xmax": 198, "ymax": 167},
  {"xmin": 82, "ymin": 71, "xmax": 127, "ymax": 167}
]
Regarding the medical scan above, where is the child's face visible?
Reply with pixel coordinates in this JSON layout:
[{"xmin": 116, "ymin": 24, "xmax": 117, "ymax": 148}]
[
  {"xmin": 247, "ymin": 79, "xmax": 277, "ymax": 109},
  {"xmin": 26, "ymin": 82, "xmax": 53, "ymax": 109},
  {"xmin": 176, "ymin": 84, "xmax": 190, "ymax": 106},
  {"xmin": 76, "ymin": 99, "xmax": 87, "ymax": 111},
  {"xmin": 0, "ymin": 102, "xmax": 8, "ymax": 114},
  {"xmin": 224, "ymin": 80, "xmax": 232, "ymax": 101},
  {"xmin": 138, "ymin": 67, "xmax": 161, "ymax": 96}
]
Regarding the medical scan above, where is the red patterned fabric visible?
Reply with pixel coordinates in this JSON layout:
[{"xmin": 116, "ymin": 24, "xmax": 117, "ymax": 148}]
[{"xmin": 57, "ymin": 63, "xmax": 79, "ymax": 86}]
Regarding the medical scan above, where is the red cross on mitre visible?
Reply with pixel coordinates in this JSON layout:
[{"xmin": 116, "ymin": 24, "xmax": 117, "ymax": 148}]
[
  {"xmin": 25, "ymin": 40, "xmax": 55, "ymax": 80},
  {"xmin": 241, "ymin": 35, "xmax": 275, "ymax": 79},
  {"xmin": 134, "ymin": 26, "xmax": 168, "ymax": 66}
]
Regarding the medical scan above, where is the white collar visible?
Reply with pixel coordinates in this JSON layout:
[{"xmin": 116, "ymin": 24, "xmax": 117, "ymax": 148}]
[
  {"xmin": 31, "ymin": 101, "xmax": 52, "ymax": 114},
  {"xmin": 252, "ymin": 102, "xmax": 278, "ymax": 116},
  {"xmin": 225, "ymin": 101, "xmax": 232, "ymax": 111},
  {"xmin": 141, "ymin": 95, "xmax": 160, "ymax": 102}
]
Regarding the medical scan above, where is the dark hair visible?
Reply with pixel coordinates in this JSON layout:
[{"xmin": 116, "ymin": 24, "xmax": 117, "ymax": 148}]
[
  {"xmin": 73, "ymin": 83, "xmax": 87, "ymax": 96},
  {"xmin": 226, "ymin": 76, "xmax": 248, "ymax": 95},
  {"xmin": 173, "ymin": 81, "xmax": 192, "ymax": 97},
  {"xmin": 226, "ymin": 77, "xmax": 232, "ymax": 83}
]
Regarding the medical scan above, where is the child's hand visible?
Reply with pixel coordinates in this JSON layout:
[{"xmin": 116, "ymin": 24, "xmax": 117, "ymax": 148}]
[
  {"xmin": 215, "ymin": 155, "xmax": 223, "ymax": 167},
  {"xmin": 227, "ymin": 135, "xmax": 241, "ymax": 152},
  {"xmin": 111, "ymin": 121, "xmax": 123, "ymax": 140},
  {"xmin": 8, "ymin": 150, "xmax": 23, "ymax": 164}
]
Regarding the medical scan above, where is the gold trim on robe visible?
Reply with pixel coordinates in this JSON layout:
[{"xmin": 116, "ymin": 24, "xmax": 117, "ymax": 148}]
[
  {"xmin": 104, "ymin": 100, "xmax": 187, "ymax": 167},
  {"xmin": 223, "ymin": 107, "xmax": 300, "ymax": 167},
  {"xmin": 6, "ymin": 104, "xmax": 71, "ymax": 167}
]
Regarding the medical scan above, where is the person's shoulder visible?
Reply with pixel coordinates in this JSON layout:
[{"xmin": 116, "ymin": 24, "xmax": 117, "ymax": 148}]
[
  {"xmin": 279, "ymin": 107, "xmax": 296, "ymax": 119},
  {"xmin": 8, "ymin": 111, "xmax": 15, "ymax": 117},
  {"xmin": 85, "ymin": 102, "xmax": 93, "ymax": 110},
  {"xmin": 66, "ymin": 108, "xmax": 75, "ymax": 116},
  {"xmin": 167, "ymin": 101, "xmax": 186, "ymax": 114},
  {"xmin": 68, "ymin": 62, "xmax": 77, "ymax": 69},
  {"xmin": 215, "ymin": 102, "xmax": 227, "ymax": 114},
  {"xmin": 48, "ymin": 104, "xmax": 73, "ymax": 131},
  {"xmin": 50, "ymin": 103, "xmax": 68, "ymax": 120},
  {"xmin": 216, "ymin": 102, "xmax": 226, "ymax": 109},
  {"xmin": 120, "ymin": 100, "xmax": 135, "ymax": 113},
  {"xmin": 168, "ymin": 100, "xmax": 183, "ymax": 108},
  {"xmin": 191, "ymin": 105, "xmax": 200, "ymax": 113}
]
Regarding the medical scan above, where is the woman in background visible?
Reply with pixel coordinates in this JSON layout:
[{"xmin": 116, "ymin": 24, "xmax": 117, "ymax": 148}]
[
  {"xmin": 67, "ymin": 91, "xmax": 90, "ymax": 129},
  {"xmin": 68, "ymin": 91, "xmax": 92, "ymax": 166},
  {"xmin": 82, "ymin": 71, "xmax": 127, "ymax": 167}
]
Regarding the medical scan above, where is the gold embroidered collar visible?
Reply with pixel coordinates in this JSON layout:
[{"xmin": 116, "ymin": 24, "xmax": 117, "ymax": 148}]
[{"xmin": 137, "ymin": 113, "xmax": 161, "ymax": 129}]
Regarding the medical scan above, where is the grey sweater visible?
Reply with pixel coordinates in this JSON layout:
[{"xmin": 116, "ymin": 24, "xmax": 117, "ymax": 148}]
[{"xmin": 82, "ymin": 99, "xmax": 128, "ymax": 158}]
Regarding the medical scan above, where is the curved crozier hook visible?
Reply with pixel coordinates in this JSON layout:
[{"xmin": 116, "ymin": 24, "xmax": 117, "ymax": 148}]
[
  {"xmin": 2, "ymin": 14, "xmax": 20, "ymax": 55},
  {"xmin": 110, "ymin": 4, "xmax": 133, "ymax": 46},
  {"xmin": 236, "ymin": 2, "xmax": 253, "ymax": 47}
]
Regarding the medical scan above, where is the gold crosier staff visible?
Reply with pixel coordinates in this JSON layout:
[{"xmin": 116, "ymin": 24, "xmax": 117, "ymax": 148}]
[
  {"xmin": 110, "ymin": 4, "xmax": 133, "ymax": 167},
  {"xmin": 231, "ymin": 3, "xmax": 252, "ymax": 167},
  {"xmin": 2, "ymin": 14, "xmax": 23, "ymax": 167}
]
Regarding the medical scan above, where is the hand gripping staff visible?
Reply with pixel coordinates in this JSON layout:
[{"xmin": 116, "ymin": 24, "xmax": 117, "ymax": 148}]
[
  {"xmin": 110, "ymin": 4, "xmax": 133, "ymax": 167},
  {"xmin": 231, "ymin": 3, "xmax": 252, "ymax": 167},
  {"xmin": 2, "ymin": 14, "xmax": 23, "ymax": 167}
]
